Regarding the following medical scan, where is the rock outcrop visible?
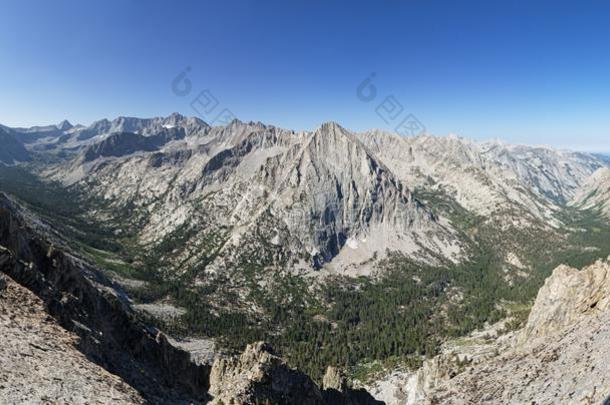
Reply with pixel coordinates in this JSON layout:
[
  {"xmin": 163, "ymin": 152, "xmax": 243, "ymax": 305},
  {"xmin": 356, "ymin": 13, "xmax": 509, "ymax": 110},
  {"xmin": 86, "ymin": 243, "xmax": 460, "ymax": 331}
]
[
  {"xmin": 426, "ymin": 258, "xmax": 610, "ymax": 404},
  {"xmin": 209, "ymin": 342, "xmax": 324, "ymax": 404},
  {"xmin": 322, "ymin": 366, "xmax": 348, "ymax": 392},
  {"xmin": 523, "ymin": 258, "xmax": 610, "ymax": 340},
  {"xmin": 364, "ymin": 258, "xmax": 610, "ymax": 404},
  {"xmin": 208, "ymin": 342, "xmax": 382, "ymax": 405}
]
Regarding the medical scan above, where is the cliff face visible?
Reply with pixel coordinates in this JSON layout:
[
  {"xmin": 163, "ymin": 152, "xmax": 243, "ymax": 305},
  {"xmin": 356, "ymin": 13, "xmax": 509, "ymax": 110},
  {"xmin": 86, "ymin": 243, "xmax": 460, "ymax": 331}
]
[
  {"xmin": 572, "ymin": 167, "xmax": 610, "ymax": 219},
  {"xmin": 209, "ymin": 342, "xmax": 325, "ymax": 404},
  {"xmin": 426, "ymin": 258, "xmax": 610, "ymax": 404},
  {"xmin": 0, "ymin": 193, "xmax": 211, "ymax": 403},
  {"xmin": 523, "ymin": 258, "xmax": 610, "ymax": 340},
  {"xmin": 364, "ymin": 258, "xmax": 610, "ymax": 404},
  {"xmin": 0, "ymin": 272, "xmax": 144, "ymax": 403}
]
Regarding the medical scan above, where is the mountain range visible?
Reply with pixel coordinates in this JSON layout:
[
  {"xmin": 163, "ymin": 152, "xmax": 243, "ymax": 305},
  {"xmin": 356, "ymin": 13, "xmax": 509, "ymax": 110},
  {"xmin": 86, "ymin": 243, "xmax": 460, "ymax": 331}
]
[{"xmin": 1, "ymin": 113, "xmax": 610, "ymax": 403}]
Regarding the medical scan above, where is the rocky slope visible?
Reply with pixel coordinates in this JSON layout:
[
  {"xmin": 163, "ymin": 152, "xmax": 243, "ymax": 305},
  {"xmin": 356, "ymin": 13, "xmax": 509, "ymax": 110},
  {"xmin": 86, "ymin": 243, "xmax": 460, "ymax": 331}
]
[
  {"xmin": 19, "ymin": 113, "xmax": 602, "ymax": 277},
  {"xmin": 20, "ymin": 113, "xmax": 207, "ymax": 154},
  {"xmin": 359, "ymin": 131, "xmax": 603, "ymax": 222},
  {"xmin": 572, "ymin": 166, "xmax": 610, "ymax": 219},
  {"xmin": 0, "ymin": 192, "xmax": 211, "ymax": 402},
  {"xmin": 0, "ymin": 127, "xmax": 30, "ymax": 164},
  {"xmin": 11, "ymin": 114, "xmax": 606, "ymax": 278},
  {"xmin": 41, "ymin": 117, "xmax": 462, "ymax": 274},
  {"xmin": 431, "ymin": 258, "xmax": 610, "ymax": 404},
  {"xmin": 0, "ymin": 191, "xmax": 383, "ymax": 404},
  {"xmin": 0, "ymin": 272, "xmax": 145, "ymax": 404},
  {"xmin": 522, "ymin": 258, "xmax": 610, "ymax": 339},
  {"xmin": 369, "ymin": 258, "xmax": 610, "ymax": 404}
]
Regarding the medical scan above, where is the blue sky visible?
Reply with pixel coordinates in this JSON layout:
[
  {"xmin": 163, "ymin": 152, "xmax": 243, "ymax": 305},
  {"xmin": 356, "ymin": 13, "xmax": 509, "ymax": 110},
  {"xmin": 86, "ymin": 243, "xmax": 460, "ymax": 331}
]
[{"xmin": 1, "ymin": 0, "xmax": 609, "ymax": 151}]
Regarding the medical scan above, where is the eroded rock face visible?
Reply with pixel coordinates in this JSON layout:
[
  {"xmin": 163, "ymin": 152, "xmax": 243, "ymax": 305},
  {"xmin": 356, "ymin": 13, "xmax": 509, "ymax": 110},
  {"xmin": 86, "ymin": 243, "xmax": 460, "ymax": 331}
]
[
  {"xmin": 426, "ymin": 258, "xmax": 610, "ymax": 404},
  {"xmin": 0, "ymin": 273, "xmax": 145, "ymax": 404},
  {"xmin": 572, "ymin": 167, "xmax": 610, "ymax": 219},
  {"xmin": 523, "ymin": 257, "xmax": 610, "ymax": 340},
  {"xmin": 208, "ymin": 342, "xmax": 383, "ymax": 405},
  {"xmin": 366, "ymin": 258, "xmax": 610, "ymax": 404},
  {"xmin": 430, "ymin": 309, "xmax": 610, "ymax": 404},
  {"xmin": 209, "ymin": 342, "xmax": 324, "ymax": 405},
  {"xmin": 0, "ymin": 193, "xmax": 211, "ymax": 403}
]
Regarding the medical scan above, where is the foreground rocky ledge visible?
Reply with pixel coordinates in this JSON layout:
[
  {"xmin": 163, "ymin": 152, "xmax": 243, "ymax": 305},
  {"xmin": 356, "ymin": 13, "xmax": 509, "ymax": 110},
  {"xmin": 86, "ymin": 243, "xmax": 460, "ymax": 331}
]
[
  {"xmin": 366, "ymin": 258, "xmax": 610, "ymax": 404},
  {"xmin": 0, "ymin": 272, "xmax": 144, "ymax": 403},
  {"xmin": 430, "ymin": 258, "xmax": 610, "ymax": 404}
]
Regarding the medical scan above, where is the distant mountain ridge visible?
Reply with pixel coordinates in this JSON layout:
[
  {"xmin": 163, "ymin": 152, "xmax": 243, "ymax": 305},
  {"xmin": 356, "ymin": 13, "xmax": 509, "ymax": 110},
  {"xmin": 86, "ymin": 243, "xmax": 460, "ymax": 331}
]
[
  {"xmin": 0, "ymin": 126, "xmax": 30, "ymax": 164},
  {"xmin": 2, "ymin": 113, "xmax": 607, "ymax": 275}
]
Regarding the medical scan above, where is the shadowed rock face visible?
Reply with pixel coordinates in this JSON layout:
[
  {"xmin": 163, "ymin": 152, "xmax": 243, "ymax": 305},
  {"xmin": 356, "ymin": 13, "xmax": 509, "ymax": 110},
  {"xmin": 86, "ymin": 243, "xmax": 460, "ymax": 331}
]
[
  {"xmin": 0, "ymin": 193, "xmax": 210, "ymax": 403},
  {"xmin": 572, "ymin": 167, "xmax": 610, "ymax": 219},
  {"xmin": 208, "ymin": 342, "xmax": 383, "ymax": 405},
  {"xmin": 0, "ymin": 271, "xmax": 145, "ymax": 403},
  {"xmin": 83, "ymin": 127, "xmax": 186, "ymax": 162}
]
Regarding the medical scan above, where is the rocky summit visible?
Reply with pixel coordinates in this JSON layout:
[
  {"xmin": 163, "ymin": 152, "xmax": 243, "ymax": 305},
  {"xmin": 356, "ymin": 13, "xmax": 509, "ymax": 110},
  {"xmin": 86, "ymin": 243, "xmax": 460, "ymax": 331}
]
[{"xmin": 1, "ymin": 114, "xmax": 610, "ymax": 404}]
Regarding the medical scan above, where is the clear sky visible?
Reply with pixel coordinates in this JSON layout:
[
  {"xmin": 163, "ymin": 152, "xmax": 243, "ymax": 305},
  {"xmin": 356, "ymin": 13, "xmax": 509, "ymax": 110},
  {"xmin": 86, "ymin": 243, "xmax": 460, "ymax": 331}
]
[{"xmin": 1, "ymin": 0, "xmax": 609, "ymax": 151}]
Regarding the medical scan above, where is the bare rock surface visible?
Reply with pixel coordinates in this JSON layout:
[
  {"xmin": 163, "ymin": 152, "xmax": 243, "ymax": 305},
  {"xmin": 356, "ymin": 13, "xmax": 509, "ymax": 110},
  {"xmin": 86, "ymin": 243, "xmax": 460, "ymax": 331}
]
[
  {"xmin": 208, "ymin": 341, "xmax": 324, "ymax": 404},
  {"xmin": 208, "ymin": 342, "xmax": 382, "ymax": 404},
  {"xmin": 0, "ymin": 193, "xmax": 211, "ymax": 403},
  {"xmin": 430, "ymin": 312, "xmax": 610, "ymax": 404},
  {"xmin": 523, "ymin": 257, "xmax": 610, "ymax": 340},
  {"xmin": 365, "ymin": 258, "xmax": 610, "ymax": 404},
  {"xmin": 0, "ymin": 273, "xmax": 145, "ymax": 404},
  {"xmin": 428, "ymin": 258, "xmax": 610, "ymax": 404}
]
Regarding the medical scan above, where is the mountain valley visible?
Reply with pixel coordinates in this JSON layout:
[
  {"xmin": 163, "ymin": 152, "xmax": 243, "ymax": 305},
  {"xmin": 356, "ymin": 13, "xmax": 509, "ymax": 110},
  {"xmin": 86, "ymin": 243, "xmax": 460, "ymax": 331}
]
[{"xmin": 2, "ymin": 114, "xmax": 610, "ymax": 403}]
